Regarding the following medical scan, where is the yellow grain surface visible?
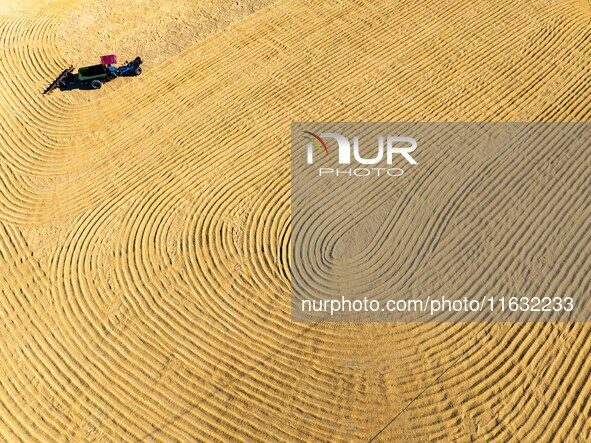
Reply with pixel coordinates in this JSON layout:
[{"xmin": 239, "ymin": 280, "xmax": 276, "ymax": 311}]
[{"xmin": 1, "ymin": 0, "xmax": 591, "ymax": 441}]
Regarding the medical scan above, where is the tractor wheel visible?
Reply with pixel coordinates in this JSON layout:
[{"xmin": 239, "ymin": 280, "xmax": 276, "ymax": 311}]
[
  {"xmin": 133, "ymin": 67, "xmax": 142, "ymax": 76},
  {"xmin": 90, "ymin": 79, "xmax": 102, "ymax": 89}
]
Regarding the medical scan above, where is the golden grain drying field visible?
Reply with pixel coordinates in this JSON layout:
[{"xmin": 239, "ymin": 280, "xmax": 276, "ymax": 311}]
[{"xmin": 1, "ymin": 0, "xmax": 591, "ymax": 441}]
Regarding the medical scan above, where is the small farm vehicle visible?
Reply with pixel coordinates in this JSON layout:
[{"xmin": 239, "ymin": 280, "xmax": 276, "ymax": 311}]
[{"xmin": 45, "ymin": 55, "xmax": 143, "ymax": 94}]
